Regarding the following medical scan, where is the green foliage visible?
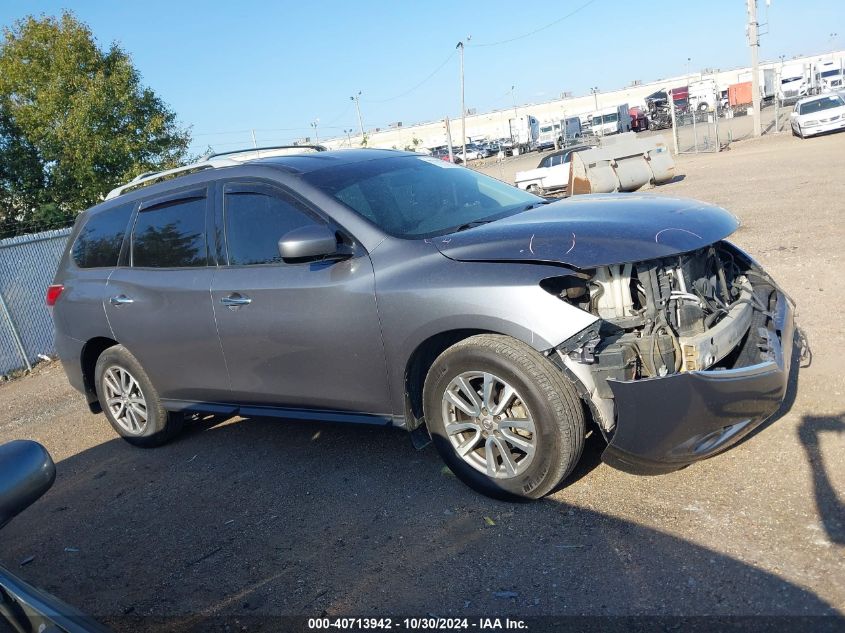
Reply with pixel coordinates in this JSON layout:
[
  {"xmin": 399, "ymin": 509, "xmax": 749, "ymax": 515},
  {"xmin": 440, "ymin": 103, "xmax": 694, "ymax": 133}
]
[{"xmin": 0, "ymin": 12, "xmax": 191, "ymax": 237}]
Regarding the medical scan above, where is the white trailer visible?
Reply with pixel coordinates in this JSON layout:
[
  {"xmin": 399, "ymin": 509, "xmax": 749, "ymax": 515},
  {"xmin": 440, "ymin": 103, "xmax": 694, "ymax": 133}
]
[
  {"xmin": 590, "ymin": 104, "xmax": 632, "ymax": 136},
  {"xmin": 508, "ymin": 115, "xmax": 539, "ymax": 152},
  {"xmin": 737, "ymin": 68, "xmax": 777, "ymax": 101}
]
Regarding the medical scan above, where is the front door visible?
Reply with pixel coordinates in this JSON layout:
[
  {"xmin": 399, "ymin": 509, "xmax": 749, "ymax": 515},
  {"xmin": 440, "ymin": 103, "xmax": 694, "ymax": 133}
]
[{"xmin": 210, "ymin": 181, "xmax": 391, "ymax": 417}]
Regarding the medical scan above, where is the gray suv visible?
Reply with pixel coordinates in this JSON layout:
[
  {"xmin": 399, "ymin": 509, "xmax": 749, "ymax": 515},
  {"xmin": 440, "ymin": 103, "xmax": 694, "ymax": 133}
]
[{"xmin": 50, "ymin": 148, "xmax": 796, "ymax": 499}]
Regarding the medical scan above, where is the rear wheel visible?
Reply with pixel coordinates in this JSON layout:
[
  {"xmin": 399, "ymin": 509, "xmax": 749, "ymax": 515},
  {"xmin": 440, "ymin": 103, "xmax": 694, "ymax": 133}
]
[
  {"xmin": 423, "ymin": 334, "xmax": 584, "ymax": 500},
  {"xmin": 94, "ymin": 345, "xmax": 183, "ymax": 447}
]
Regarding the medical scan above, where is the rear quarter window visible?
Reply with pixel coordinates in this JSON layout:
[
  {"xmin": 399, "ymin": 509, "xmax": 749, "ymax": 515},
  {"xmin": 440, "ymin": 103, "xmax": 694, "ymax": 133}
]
[{"xmin": 71, "ymin": 203, "xmax": 134, "ymax": 268}]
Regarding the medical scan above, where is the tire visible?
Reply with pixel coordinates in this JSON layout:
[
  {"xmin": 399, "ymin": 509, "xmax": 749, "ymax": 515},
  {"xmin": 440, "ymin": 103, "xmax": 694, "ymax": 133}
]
[
  {"xmin": 94, "ymin": 345, "xmax": 184, "ymax": 447},
  {"xmin": 423, "ymin": 334, "xmax": 584, "ymax": 500}
]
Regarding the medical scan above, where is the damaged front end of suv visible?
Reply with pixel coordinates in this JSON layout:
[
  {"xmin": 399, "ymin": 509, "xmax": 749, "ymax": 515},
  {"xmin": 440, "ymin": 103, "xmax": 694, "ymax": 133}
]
[
  {"xmin": 433, "ymin": 193, "xmax": 798, "ymax": 476},
  {"xmin": 551, "ymin": 241, "xmax": 795, "ymax": 474}
]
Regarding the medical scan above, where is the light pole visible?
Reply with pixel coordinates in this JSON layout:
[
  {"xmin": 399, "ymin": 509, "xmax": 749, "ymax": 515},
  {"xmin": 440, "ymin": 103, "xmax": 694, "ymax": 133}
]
[
  {"xmin": 456, "ymin": 37, "xmax": 470, "ymax": 164},
  {"xmin": 344, "ymin": 129, "xmax": 353, "ymax": 147},
  {"xmin": 350, "ymin": 92, "xmax": 364, "ymax": 137},
  {"xmin": 590, "ymin": 87, "xmax": 599, "ymax": 110},
  {"xmin": 510, "ymin": 85, "xmax": 518, "ymax": 118},
  {"xmin": 686, "ymin": 57, "xmax": 692, "ymax": 80},
  {"xmin": 310, "ymin": 119, "xmax": 319, "ymax": 144}
]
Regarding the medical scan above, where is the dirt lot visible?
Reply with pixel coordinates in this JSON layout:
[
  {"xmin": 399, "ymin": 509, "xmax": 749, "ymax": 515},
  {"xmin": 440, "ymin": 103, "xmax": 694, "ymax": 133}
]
[{"xmin": 1, "ymin": 131, "xmax": 843, "ymax": 631}]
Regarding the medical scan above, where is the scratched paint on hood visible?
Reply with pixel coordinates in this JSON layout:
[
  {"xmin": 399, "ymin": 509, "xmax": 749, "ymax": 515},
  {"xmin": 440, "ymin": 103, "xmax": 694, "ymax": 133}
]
[{"xmin": 433, "ymin": 193, "xmax": 740, "ymax": 269}]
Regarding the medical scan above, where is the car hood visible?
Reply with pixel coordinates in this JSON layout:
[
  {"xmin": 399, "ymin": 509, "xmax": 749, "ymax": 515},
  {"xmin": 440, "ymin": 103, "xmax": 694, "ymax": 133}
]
[{"xmin": 432, "ymin": 194, "xmax": 740, "ymax": 269}]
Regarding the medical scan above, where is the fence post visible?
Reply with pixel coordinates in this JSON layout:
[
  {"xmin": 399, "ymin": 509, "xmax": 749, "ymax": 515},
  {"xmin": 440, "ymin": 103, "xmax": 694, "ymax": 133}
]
[
  {"xmin": 0, "ymin": 286, "xmax": 31, "ymax": 372},
  {"xmin": 670, "ymin": 94, "xmax": 680, "ymax": 155}
]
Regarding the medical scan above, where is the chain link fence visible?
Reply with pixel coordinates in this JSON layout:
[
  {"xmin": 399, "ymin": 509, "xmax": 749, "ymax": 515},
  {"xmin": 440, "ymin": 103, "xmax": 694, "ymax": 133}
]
[
  {"xmin": 0, "ymin": 228, "xmax": 72, "ymax": 375},
  {"xmin": 672, "ymin": 105, "xmax": 721, "ymax": 154}
]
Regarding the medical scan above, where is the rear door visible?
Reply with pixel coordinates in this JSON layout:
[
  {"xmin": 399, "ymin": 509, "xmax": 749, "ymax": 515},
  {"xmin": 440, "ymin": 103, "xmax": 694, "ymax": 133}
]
[
  {"xmin": 105, "ymin": 186, "xmax": 231, "ymax": 405},
  {"xmin": 210, "ymin": 180, "xmax": 391, "ymax": 417}
]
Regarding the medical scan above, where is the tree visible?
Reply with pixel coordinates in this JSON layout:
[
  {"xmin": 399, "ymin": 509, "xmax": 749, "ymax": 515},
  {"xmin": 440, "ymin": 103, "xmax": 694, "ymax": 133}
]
[{"xmin": 0, "ymin": 12, "xmax": 191, "ymax": 236}]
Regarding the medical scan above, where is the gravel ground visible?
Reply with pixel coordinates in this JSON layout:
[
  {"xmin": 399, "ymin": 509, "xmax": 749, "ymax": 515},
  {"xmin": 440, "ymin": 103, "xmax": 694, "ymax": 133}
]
[{"xmin": 0, "ymin": 131, "xmax": 843, "ymax": 631}]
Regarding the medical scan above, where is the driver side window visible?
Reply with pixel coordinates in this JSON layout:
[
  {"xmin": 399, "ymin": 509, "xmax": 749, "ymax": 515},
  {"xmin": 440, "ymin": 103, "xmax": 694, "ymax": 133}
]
[{"xmin": 224, "ymin": 186, "xmax": 323, "ymax": 266}]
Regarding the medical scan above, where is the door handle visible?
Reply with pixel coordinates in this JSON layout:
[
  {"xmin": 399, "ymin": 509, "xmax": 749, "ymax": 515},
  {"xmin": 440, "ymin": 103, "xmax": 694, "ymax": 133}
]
[
  {"xmin": 109, "ymin": 295, "xmax": 134, "ymax": 306},
  {"xmin": 221, "ymin": 293, "xmax": 252, "ymax": 308}
]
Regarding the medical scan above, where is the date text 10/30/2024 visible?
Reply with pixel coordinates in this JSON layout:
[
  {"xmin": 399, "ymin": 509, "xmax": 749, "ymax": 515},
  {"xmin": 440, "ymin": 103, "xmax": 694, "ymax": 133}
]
[{"xmin": 307, "ymin": 617, "xmax": 528, "ymax": 630}]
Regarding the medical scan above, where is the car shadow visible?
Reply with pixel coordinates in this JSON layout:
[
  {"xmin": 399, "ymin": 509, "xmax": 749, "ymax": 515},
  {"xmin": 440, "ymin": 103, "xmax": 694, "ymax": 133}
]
[
  {"xmin": 0, "ymin": 413, "xmax": 840, "ymax": 633},
  {"xmin": 798, "ymin": 414, "xmax": 844, "ymax": 546}
]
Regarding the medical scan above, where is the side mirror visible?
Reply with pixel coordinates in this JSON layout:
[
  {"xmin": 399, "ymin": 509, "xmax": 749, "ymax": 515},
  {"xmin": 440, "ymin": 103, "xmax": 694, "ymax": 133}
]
[
  {"xmin": 278, "ymin": 225, "xmax": 340, "ymax": 262},
  {"xmin": 0, "ymin": 440, "xmax": 56, "ymax": 530}
]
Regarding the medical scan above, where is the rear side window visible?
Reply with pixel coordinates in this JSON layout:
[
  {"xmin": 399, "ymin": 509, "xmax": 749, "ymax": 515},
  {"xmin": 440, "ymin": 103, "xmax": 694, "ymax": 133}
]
[
  {"xmin": 132, "ymin": 196, "xmax": 207, "ymax": 268},
  {"xmin": 224, "ymin": 189, "xmax": 321, "ymax": 266},
  {"xmin": 71, "ymin": 203, "xmax": 134, "ymax": 268}
]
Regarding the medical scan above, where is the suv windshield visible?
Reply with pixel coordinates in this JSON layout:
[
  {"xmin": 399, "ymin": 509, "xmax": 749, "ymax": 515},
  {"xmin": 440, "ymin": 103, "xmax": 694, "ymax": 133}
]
[
  {"xmin": 799, "ymin": 95, "xmax": 844, "ymax": 114},
  {"xmin": 304, "ymin": 155, "xmax": 541, "ymax": 238}
]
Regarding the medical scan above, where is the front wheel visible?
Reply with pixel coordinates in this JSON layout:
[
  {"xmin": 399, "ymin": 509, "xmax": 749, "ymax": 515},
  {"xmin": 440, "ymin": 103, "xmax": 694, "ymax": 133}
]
[
  {"xmin": 94, "ymin": 345, "xmax": 184, "ymax": 447},
  {"xmin": 423, "ymin": 335, "xmax": 585, "ymax": 500}
]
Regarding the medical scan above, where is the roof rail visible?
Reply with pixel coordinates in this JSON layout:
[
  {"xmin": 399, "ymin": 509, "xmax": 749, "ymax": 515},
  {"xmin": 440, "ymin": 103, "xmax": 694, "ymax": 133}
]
[
  {"xmin": 104, "ymin": 144, "xmax": 328, "ymax": 200},
  {"xmin": 199, "ymin": 144, "xmax": 326, "ymax": 161}
]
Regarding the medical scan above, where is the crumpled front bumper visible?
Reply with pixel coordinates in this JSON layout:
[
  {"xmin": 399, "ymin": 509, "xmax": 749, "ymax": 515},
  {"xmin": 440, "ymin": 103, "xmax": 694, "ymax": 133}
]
[{"xmin": 601, "ymin": 288, "xmax": 796, "ymax": 475}]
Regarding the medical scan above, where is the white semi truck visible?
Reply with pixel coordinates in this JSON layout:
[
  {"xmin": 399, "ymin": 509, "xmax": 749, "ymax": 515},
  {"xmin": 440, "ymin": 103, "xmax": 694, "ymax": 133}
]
[
  {"xmin": 507, "ymin": 115, "xmax": 539, "ymax": 153},
  {"xmin": 589, "ymin": 104, "xmax": 632, "ymax": 136},
  {"xmin": 813, "ymin": 58, "xmax": 844, "ymax": 93},
  {"xmin": 688, "ymin": 78, "xmax": 725, "ymax": 112},
  {"xmin": 536, "ymin": 117, "xmax": 583, "ymax": 151},
  {"xmin": 778, "ymin": 62, "xmax": 811, "ymax": 102}
]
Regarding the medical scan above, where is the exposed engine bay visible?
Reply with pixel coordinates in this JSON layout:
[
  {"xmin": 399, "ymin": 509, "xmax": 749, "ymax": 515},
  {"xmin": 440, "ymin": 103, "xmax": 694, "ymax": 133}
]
[{"xmin": 548, "ymin": 242, "xmax": 779, "ymax": 432}]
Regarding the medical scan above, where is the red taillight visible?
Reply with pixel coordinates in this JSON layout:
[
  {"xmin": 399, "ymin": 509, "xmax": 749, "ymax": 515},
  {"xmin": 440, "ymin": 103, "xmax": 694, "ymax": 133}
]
[{"xmin": 46, "ymin": 284, "xmax": 64, "ymax": 307}]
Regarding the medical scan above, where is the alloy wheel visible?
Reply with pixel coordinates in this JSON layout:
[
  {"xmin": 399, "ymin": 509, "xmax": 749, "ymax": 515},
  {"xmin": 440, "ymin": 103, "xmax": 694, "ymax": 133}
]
[
  {"xmin": 441, "ymin": 371, "xmax": 536, "ymax": 479},
  {"xmin": 103, "ymin": 366, "xmax": 148, "ymax": 435}
]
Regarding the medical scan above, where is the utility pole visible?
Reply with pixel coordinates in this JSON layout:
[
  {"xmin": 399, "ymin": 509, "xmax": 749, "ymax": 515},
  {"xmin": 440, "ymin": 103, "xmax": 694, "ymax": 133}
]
[
  {"xmin": 444, "ymin": 116, "xmax": 454, "ymax": 163},
  {"xmin": 747, "ymin": 0, "xmax": 762, "ymax": 137},
  {"xmin": 457, "ymin": 38, "xmax": 469, "ymax": 165},
  {"xmin": 311, "ymin": 119, "xmax": 319, "ymax": 144},
  {"xmin": 350, "ymin": 92, "xmax": 364, "ymax": 137}
]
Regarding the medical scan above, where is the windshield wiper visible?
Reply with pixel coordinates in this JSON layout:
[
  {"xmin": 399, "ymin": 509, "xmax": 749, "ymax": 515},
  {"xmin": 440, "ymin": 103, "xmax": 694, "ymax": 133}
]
[
  {"xmin": 523, "ymin": 200, "xmax": 552, "ymax": 210},
  {"xmin": 453, "ymin": 220, "xmax": 493, "ymax": 232}
]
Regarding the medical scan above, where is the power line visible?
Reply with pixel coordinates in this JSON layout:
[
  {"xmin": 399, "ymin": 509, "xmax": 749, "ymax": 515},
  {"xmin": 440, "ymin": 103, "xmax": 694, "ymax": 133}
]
[
  {"xmin": 366, "ymin": 50, "xmax": 457, "ymax": 103},
  {"xmin": 470, "ymin": 0, "xmax": 598, "ymax": 47}
]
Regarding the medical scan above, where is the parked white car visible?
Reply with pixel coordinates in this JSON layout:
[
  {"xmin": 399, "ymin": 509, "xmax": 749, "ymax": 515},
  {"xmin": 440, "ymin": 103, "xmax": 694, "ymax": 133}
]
[
  {"xmin": 514, "ymin": 145, "xmax": 593, "ymax": 194},
  {"xmin": 790, "ymin": 93, "xmax": 845, "ymax": 139}
]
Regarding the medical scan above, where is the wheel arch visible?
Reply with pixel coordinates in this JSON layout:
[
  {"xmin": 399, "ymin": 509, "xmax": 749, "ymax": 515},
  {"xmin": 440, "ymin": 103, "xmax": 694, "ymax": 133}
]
[
  {"xmin": 80, "ymin": 336, "xmax": 119, "ymax": 413},
  {"xmin": 403, "ymin": 328, "xmax": 500, "ymax": 429}
]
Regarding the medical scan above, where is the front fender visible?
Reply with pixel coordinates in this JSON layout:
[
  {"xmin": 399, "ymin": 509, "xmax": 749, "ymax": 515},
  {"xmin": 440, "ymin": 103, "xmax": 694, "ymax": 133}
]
[{"xmin": 371, "ymin": 239, "xmax": 598, "ymax": 418}]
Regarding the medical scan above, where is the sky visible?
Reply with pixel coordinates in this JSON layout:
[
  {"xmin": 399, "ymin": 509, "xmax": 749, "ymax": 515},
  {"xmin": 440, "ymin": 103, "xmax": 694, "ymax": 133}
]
[{"xmin": 1, "ymin": 0, "xmax": 843, "ymax": 154}]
